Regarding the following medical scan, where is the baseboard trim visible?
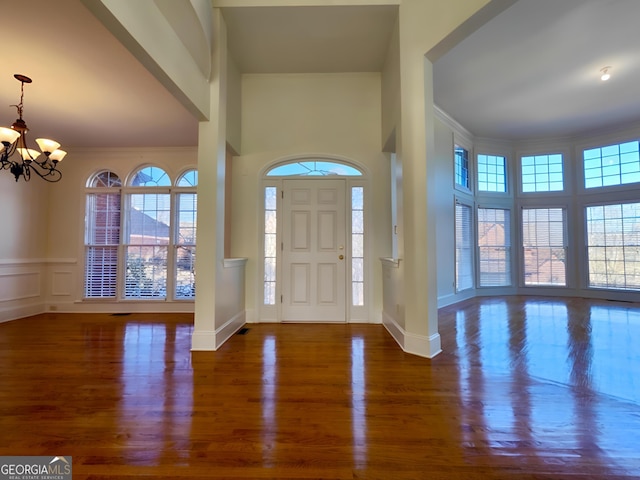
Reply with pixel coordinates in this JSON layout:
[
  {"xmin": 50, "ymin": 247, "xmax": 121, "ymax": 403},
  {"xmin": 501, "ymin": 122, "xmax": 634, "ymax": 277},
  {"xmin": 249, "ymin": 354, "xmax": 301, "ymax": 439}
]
[
  {"xmin": 0, "ymin": 304, "xmax": 45, "ymax": 324},
  {"xmin": 382, "ymin": 311, "xmax": 442, "ymax": 359},
  {"xmin": 214, "ymin": 311, "xmax": 246, "ymax": 349},
  {"xmin": 405, "ymin": 331, "xmax": 442, "ymax": 358},
  {"xmin": 191, "ymin": 330, "xmax": 217, "ymax": 351},
  {"xmin": 191, "ymin": 310, "xmax": 246, "ymax": 351},
  {"xmin": 382, "ymin": 311, "xmax": 404, "ymax": 348}
]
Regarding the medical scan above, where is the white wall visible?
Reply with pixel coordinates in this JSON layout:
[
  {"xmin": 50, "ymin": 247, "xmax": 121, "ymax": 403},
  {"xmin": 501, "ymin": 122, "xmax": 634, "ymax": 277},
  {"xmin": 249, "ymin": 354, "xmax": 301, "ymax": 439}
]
[
  {"xmin": 232, "ymin": 72, "xmax": 391, "ymax": 323},
  {"xmin": 434, "ymin": 116, "xmax": 456, "ymax": 303},
  {"xmin": 226, "ymin": 53, "xmax": 242, "ymax": 154},
  {"xmin": 381, "ymin": 14, "xmax": 400, "ymax": 150},
  {"xmin": 0, "ymin": 172, "xmax": 50, "ymax": 322}
]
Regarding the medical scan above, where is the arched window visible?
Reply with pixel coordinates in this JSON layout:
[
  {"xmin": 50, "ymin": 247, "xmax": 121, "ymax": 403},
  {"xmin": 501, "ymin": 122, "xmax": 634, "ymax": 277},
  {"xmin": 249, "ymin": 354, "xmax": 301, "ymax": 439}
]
[
  {"xmin": 130, "ymin": 166, "xmax": 171, "ymax": 186},
  {"xmin": 83, "ymin": 166, "xmax": 198, "ymax": 301},
  {"xmin": 177, "ymin": 169, "xmax": 198, "ymax": 187},
  {"xmin": 89, "ymin": 170, "xmax": 122, "ymax": 188},
  {"xmin": 85, "ymin": 170, "xmax": 122, "ymax": 298},
  {"xmin": 266, "ymin": 160, "xmax": 362, "ymax": 176}
]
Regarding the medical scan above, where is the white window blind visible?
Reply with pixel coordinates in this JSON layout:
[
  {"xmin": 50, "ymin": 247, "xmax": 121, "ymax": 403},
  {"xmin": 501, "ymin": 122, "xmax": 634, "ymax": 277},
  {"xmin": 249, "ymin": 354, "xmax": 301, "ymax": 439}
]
[
  {"xmin": 84, "ymin": 171, "xmax": 121, "ymax": 298},
  {"xmin": 522, "ymin": 208, "xmax": 566, "ymax": 286},
  {"xmin": 478, "ymin": 208, "xmax": 511, "ymax": 287},
  {"xmin": 455, "ymin": 202, "xmax": 474, "ymax": 292}
]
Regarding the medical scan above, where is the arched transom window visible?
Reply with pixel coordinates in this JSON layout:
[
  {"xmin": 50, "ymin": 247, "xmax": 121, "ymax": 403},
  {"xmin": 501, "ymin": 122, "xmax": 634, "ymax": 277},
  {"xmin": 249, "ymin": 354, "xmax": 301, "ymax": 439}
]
[{"xmin": 267, "ymin": 160, "xmax": 362, "ymax": 177}]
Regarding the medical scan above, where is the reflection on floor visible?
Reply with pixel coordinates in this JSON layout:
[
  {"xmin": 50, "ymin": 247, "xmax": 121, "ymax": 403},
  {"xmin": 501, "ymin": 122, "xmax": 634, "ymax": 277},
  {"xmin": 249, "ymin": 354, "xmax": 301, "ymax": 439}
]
[{"xmin": 0, "ymin": 297, "xmax": 638, "ymax": 479}]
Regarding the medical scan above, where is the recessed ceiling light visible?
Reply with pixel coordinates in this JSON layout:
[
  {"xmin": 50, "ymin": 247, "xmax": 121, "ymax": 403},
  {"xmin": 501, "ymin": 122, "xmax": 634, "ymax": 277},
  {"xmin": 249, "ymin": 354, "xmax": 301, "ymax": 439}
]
[{"xmin": 600, "ymin": 66, "xmax": 611, "ymax": 81}]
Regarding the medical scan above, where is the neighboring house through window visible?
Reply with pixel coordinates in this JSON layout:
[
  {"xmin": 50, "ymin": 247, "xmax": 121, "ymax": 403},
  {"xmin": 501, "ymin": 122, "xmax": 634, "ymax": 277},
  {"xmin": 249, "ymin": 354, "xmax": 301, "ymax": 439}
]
[{"xmin": 84, "ymin": 166, "xmax": 197, "ymax": 300}]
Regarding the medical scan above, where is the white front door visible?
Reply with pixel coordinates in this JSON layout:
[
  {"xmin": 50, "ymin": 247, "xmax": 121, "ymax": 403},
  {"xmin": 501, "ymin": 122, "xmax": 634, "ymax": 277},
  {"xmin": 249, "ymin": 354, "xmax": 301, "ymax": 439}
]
[{"xmin": 281, "ymin": 179, "xmax": 346, "ymax": 322}]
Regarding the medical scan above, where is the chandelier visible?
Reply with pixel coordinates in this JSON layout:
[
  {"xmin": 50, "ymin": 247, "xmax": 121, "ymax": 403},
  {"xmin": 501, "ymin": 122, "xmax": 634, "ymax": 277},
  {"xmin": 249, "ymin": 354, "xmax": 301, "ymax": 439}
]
[{"xmin": 0, "ymin": 74, "xmax": 67, "ymax": 182}]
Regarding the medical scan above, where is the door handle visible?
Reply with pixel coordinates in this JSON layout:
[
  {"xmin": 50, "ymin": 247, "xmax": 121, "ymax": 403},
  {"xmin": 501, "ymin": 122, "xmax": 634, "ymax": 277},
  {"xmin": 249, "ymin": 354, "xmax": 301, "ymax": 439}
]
[{"xmin": 339, "ymin": 255, "xmax": 344, "ymax": 260}]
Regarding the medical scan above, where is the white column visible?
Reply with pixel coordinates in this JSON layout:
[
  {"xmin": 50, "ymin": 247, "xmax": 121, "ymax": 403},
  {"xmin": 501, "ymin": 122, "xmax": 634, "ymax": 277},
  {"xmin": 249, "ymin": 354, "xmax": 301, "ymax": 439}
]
[
  {"xmin": 396, "ymin": 15, "xmax": 441, "ymax": 357},
  {"xmin": 395, "ymin": 0, "xmax": 506, "ymax": 357},
  {"xmin": 192, "ymin": 9, "xmax": 228, "ymax": 350}
]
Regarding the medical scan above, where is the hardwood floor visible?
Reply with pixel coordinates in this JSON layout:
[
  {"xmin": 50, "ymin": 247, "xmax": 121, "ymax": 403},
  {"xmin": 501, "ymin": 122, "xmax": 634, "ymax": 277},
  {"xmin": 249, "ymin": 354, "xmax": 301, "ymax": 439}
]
[{"xmin": 0, "ymin": 296, "xmax": 639, "ymax": 479}]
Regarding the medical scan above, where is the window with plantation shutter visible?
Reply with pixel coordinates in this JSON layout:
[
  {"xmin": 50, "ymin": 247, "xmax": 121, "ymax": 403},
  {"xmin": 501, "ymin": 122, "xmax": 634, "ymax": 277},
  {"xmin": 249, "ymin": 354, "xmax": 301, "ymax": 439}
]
[
  {"xmin": 478, "ymin": 208, "xmax": 511, "ymax": 287},
  {"xmin": 455, "ymin": 202, "xmax": 474, "ymax": 292},
  {"xmin": 586, "ymin": 202, "xmax": 640, "ymax": 291},
  {"xmin": 85, "ymin": 171, "xmax": 122, "ymax": 298},
  {"xmin": 522, "ymin": 207, "xmax": 566, "ymax": 286}
]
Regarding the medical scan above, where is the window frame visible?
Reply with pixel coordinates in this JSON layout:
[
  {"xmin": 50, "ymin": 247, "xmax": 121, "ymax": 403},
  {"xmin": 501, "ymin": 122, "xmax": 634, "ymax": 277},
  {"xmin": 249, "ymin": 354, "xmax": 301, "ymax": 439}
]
[
  {"xmin": 585, "ymin": 200, "xmax": 640, "ymax": 292},
  {"xmin": 454, "ymin": 137, "xmax": 473, "ymax": 195},
  {"xmin": 83, "ymin": 165, "xmax": 197, "ymax": 302},
  {"xmin": 123, "ymin": 166, "xmax": 172, "ymax": 300},
  {"xmin": 454, "ymin": 199, "xmax": 475, "ymax": 293},
  {"xmin": 260, "ymin": 157, "xmax": 370, "ymax": 322},
  {"xmin": 520, "ymin": 206, "xmax": 568, "ymax": 288},
  {"xmin": 173, "ymin": 169, "xmax": 198, "ymax": 300},
  {"xmin": 477, "ymin": 206, "xmax": 513, "ymax": 288},
  {"xmin": 84, "ymin": 170, "xmax": 122, "ymax": 299},
  {"xmin": 582, "ymin": 139, "xmax": 640, "ymax": 190},
  {"xmin": 476, "ymin": 152, "xmax": 509, "ymax": 195},
  {"xmin": 520, "ymin": 152, "xmax": 565, "ymax": 193}
]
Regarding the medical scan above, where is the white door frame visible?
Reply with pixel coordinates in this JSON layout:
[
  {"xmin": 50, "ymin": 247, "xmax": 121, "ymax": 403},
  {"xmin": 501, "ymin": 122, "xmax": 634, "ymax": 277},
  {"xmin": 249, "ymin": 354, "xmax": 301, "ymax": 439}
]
[{"xmin": 259, "ymin": 158, "xmax": 370, "ymax": 323}]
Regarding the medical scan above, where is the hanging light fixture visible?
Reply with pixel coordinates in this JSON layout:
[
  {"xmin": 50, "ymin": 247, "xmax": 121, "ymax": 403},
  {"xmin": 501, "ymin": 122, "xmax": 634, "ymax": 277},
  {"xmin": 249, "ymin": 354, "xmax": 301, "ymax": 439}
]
[{"xmin": 0, "ymin": 74, "xmax": 67, "ymax": 182}]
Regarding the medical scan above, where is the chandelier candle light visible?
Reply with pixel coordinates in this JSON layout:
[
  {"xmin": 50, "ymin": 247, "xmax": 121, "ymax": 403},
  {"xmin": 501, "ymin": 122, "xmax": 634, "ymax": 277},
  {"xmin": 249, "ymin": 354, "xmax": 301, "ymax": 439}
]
[{"xmin": 0, "ymin": 74, "xmax": 67, "ymax": 182}]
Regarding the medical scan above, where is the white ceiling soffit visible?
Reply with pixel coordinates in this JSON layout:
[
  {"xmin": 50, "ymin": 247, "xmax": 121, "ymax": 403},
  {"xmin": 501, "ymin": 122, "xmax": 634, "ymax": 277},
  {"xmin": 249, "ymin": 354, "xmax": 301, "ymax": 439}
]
[
  {"xmin": 154, "ymin": 0, "xmax": 212, "ymax": 79},
  {"xmin": 433, "ymin": 0, "xmax": 640, "ymax": 141},
  {"xmin": 221, "ymin": 5, "xmax": 399, "ymax": 73}
]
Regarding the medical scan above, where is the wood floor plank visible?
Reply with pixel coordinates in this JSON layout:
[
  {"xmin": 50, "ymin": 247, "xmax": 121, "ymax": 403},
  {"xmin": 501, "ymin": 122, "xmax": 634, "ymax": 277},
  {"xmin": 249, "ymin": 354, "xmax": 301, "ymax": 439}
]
[{"xmin": 0, "ymin": 298, "xmax": 639, "ymax": 478}]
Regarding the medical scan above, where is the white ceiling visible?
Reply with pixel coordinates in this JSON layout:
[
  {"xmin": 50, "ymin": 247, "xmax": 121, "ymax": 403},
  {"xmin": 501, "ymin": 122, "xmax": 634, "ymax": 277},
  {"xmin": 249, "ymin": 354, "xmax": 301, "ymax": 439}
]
[
  {"xmin": 433, "ymin": 0, "xmax": 640, "ymax": 140},
  {"xmin": 1, "ymin": 0, "xmax": 639, "ymax": 151},
  {"xmin": 222, "ymin": 5, "xmax": 398, "ymax": 74}
]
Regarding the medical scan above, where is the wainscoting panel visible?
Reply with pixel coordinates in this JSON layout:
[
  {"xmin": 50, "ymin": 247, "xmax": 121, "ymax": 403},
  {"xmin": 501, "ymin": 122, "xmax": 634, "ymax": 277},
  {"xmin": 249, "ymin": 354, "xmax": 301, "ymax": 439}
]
[
  {"xmin": 0, "ymin": 261, "xmax": 46, "ymax": 323},
  {"xmin": 51, "ymin": 271, "xmax": 73, "ymax": 296},
  {"xmin": 0, "ymin": 271, "xmax": 40, "ymax": 302}
]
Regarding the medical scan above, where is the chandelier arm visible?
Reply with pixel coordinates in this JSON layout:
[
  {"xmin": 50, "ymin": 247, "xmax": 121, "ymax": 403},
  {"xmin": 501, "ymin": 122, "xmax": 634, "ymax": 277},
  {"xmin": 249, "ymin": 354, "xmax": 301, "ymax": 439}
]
[
  {"xmin": 1, "ymin": 158, "xmax": 15, "ymax": 171},
  {"xmin": 2, "ymin": 142, "xmax": 18, "ymax": 160},
  {"xmin": 25, "ymin": 162, "xmax": 62, "ymax": 183}
]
